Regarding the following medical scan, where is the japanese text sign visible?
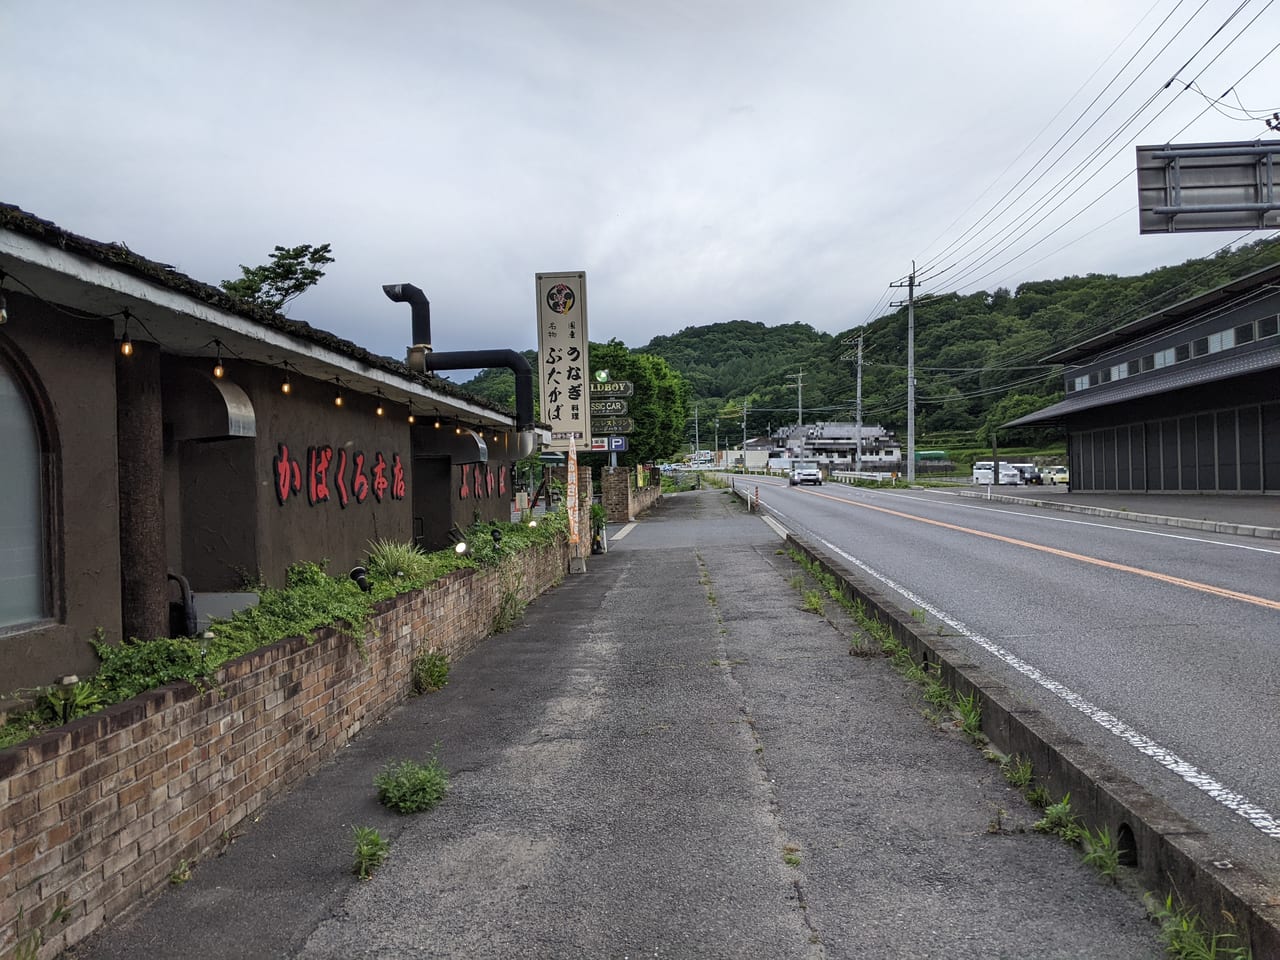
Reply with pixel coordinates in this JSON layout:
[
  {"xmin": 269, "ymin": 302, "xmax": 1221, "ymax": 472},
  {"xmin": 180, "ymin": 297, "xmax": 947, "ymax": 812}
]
[{"xmin": 536, "ymin": 271, "xmax": 591, "ymax": 452}]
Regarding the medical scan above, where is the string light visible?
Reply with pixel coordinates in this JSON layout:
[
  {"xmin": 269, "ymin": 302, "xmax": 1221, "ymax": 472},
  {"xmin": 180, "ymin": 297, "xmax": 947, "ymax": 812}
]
[
  {"xmin": 407, "ymin": 407, "xmax": 416, "ymax": 424},
  {"xmin": 212, "ymin": 341, "xmax": 225, "ymax": 379},
  {"xmin": 0, "ymin": 270, "xmax": 7, "ymax": 324},
  {"xmin": 280, "ymin": 370, "xmax": 292, "ymax": 394},
  {"xmin": 375, "ymin": 391, "xmax": 385, "ymax": 417},
  {"xmin": 333, "ymin": 377, "xmax": 344, "ymax": 407},
  {"xmin": 119, "ymin": 313, "xmax": 134, "ymax": 356}
]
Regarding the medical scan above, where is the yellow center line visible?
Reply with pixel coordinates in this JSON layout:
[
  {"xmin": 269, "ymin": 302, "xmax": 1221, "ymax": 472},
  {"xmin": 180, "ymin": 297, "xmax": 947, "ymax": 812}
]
[{"xmin": 801, "ymin": 488, "xmax": 1280, "ymax": 612}]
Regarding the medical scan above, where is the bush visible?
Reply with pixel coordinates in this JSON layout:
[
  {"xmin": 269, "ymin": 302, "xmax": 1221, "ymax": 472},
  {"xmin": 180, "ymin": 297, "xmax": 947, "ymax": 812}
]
[{"xmin": 374, "ymin": 757, "xmax": 449, "ymax": 813}]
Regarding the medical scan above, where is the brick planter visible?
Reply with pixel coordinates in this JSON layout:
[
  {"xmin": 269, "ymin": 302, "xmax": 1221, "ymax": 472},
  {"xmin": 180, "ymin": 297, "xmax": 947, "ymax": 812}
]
[{"xmin": 0, "ymin": 538, "xmax": 568, "ymax": 959}]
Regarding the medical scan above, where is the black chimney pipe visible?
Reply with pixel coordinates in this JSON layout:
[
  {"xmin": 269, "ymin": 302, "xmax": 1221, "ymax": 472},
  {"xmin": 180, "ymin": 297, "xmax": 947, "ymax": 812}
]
[
  {"xmin": 383, "ymin": 283, "xmax": 535, "ymax": 435},
  {"xmin": 383, "ymin": 283, "xmax": 431, "ymax": 349}
]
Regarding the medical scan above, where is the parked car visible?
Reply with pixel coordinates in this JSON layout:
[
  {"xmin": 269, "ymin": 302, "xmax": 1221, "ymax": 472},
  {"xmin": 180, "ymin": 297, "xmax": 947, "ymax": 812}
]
[
  {"xmin": 971, "ymin": 462, "xmax": 1022, "ymax": 485},
  {"xmin": 1011, "ymin": 463, "xmax": 1043, "ymax": 485},
  {"xmin": 789, "ymin": 461, "xmax": 823, "ymax": 486},
  {"xmin": 1045, "ymin": 465, "xmax": 1069, "ymax": 485}
]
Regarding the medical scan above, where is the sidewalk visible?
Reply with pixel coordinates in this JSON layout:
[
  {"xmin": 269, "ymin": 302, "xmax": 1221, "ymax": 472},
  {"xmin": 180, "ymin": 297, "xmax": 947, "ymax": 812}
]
[
  {"xmin": 73, "ymin": 487, "xmax": 1160, "ymax": 959},
  {"xmin": 951, "ymin": 485, "xmax": 1279, "ymax": 538}
]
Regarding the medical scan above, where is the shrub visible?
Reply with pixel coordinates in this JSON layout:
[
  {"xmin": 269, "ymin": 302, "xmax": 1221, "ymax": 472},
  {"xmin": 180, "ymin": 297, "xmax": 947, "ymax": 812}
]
[
  {"xmin": 374, "ymin": 757, "xmax": 449, "ymax": 814},
  {"xmin": 412, "ymin": 651, "xmax": 450, "ymax": 694}
]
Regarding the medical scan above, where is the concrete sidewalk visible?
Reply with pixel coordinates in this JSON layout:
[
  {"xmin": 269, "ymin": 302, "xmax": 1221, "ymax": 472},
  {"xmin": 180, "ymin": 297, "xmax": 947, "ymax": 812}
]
[
  {"xmin": 73, "ymin": 487, "xmax": 1160, "ymax": 959},
  {"xmin": 951, "ymin": 485, "xmax": 1279, "ymax": 538}
]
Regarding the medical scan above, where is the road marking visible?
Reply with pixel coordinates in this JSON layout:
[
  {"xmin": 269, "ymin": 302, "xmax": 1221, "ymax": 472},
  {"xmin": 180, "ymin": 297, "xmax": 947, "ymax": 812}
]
[
  {"xmin": 611, "ymin": 522, "xmax": 637, "ymax": 541},
  {"xmin": 891, "ymin": 491, "xmax": 1280, "ymax": 555},
  {"xmin": 802, "ymin": 488, "xmax": 1280, "ymax": 611},
  {"xmin": 818, "ymin": 536, "xmax": 1280, "ymax": 841}
]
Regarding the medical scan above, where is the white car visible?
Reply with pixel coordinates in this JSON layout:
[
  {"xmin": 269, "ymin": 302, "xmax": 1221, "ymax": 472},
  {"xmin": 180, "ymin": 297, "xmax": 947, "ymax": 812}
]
[
  {"xmin": 790, "ymin": 462, "xmax": 822, "ymax": 486},
  {"xmin": 972, "ymin": 462, "xmax": 1022, "ymax": 484}
]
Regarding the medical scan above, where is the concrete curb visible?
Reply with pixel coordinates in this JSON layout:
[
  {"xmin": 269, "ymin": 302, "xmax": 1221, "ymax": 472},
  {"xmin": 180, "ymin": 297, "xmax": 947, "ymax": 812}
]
[
  {"xmin": 951, "ymin": 488, "xmax": 1280, "ymax": 539},
  {"xmin": 782, "ymin": 531, "xmax": 1280, "ymax": 957}
]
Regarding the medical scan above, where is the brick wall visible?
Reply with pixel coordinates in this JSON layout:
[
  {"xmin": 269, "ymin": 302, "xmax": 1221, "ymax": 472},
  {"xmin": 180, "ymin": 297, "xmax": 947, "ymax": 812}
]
[
  {"xmin": 601, "ymin": 466, "xmax": 662, "ymax": 523},
  {"xmin": 0, "ymin": 538, "xmax": 567, "ymax": 959}
]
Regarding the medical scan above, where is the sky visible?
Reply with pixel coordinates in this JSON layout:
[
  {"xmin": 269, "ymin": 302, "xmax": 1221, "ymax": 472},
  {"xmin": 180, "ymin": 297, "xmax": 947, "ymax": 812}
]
[{"xmin": 3, "ymin": 0, "xmax": 1278, "ymax": 379}]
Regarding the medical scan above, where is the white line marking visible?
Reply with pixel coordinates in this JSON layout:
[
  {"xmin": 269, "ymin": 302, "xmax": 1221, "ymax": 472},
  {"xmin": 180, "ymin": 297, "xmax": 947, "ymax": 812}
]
[
  {"xmin": 817, "ymin": 534, "xmax": 1280, "ymax": 841},
  {"xmin": 611, "ymin": 522, "xmax": 637, "ymax": 541}
]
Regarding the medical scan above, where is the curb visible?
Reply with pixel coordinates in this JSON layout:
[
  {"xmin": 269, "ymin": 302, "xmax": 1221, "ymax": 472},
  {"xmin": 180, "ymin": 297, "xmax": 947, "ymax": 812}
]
[
  {"xmin": 951, "ymin": 488, "xmax": 1280, "ymax": 540},
  {"xmin": 784, "ymin": 531, "xmax": 1280, "ymax": 957}
]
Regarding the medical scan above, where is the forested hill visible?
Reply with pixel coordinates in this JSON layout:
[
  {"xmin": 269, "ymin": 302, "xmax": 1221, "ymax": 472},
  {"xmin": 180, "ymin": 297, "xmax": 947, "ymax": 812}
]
[
  {"xmin": 459, "ymin": 238, "xmax": 1280, "ymax": 447},
  {"xmin": 635, "ymin": 238, "xmax": 1280, "ymax": 445}
]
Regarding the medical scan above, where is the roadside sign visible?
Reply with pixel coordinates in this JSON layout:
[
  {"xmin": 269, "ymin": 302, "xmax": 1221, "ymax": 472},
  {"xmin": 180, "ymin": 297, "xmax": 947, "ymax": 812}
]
[
  {"xmin": 590, "ymin": 399, "xmax": 628, "ymax": 416},
  {"xmin": 589, "ymin": 380, "xmax": 633, "ymax": 397},
  {"xmin": 593, "ymin": 416, "xmax": 633, "ymax": 434},
  {"xmin": 590, "ymin": 436, "xmax": 629, "ymax": 451},
  {"xmin": 536, "ymin": 271, "xmax": 590, "ymax": 450}
]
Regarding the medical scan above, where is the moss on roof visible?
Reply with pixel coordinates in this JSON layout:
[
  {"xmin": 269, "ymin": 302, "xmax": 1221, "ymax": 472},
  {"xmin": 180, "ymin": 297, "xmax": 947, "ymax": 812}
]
[{"xmin": 0, "ymin": 203, "xmax": 513, "ymax": 417}]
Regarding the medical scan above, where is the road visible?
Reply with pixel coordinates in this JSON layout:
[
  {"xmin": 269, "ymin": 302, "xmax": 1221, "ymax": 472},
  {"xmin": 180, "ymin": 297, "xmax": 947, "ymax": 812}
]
[{"xmin": 747, "ymin": 476, "xmax": 1280, "ymax": 880}]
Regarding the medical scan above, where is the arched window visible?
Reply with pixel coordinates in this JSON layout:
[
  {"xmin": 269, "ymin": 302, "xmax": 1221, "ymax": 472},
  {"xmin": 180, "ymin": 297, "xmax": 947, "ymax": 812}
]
[{"xmin": 0, "ymin": 359, "xmax": 45, "ymax": 627}]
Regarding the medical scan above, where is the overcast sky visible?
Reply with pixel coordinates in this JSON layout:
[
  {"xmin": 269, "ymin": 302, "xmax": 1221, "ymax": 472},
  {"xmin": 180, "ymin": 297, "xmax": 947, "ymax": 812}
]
[{"xmin": 4, "ymin": 0, "xmax": 1277, "ymax": 377}]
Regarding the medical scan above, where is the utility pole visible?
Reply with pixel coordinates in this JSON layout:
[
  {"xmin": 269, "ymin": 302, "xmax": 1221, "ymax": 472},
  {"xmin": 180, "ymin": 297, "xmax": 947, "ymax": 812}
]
[
  {"xmin": 694, "ymin": 403, "xmax": 700, "ymax": 456},
  {"xmin": 840, "ymin": 331, "xmax": 865, "ymax": 475},
  {"xmin": 742, "ymin": 404, "xmax": 748, "ymax": 472},
  {"xmin": 785, "ymin": 370, "xmax": 804, "ymax": 453},
  {"xmin": 890, "ymin": 264, "xmax": 917, "ymax": 483}
]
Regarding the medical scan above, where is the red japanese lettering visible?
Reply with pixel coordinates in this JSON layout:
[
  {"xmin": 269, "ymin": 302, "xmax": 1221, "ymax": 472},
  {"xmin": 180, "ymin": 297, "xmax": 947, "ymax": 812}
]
[
  {"xmin": 499, "ymin": 464, "xmax": 507, "ymax": 496},
  {"xmin": 334, "ymin": 449, "xmax": 350, "ymax": 508},
  {"xmin": 372, "ymin": 453, "xmax": 389, "ymax": 503},
  {"xmin": 352, "ymin": 452, "xmax": 370, "ymax": 503},
  {"xmin": 274, "ymin": 443, "xmax": 301, "ymax": 505},
  {"xmin": 307, "ymin": 446, "xmax": 334, "ymax": 505},
  {"xmin": 459, "ymin": 464, "xmax": 470, "ymax": 499},
  {"xmin": 392, "ymin": 454, "xmax": 406, "ymax": 500}
]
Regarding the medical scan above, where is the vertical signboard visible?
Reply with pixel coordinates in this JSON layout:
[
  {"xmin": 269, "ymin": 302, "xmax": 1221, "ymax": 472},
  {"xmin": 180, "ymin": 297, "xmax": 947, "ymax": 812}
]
[
  {"xmin": 566, "ymin": 435, "xmax": 580, "ymax": 546},
  {"xmin": 536, "ymin": 272, "xmax": 591, "ymax": 451}
]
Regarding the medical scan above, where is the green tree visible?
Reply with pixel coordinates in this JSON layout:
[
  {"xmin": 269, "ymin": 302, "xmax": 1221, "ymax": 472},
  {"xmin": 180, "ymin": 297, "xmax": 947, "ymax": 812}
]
[
  {"xmin": 585, "ymin": 340, "xmax": 689, "ymax": 466},
  {"xmin": 220, "ymin": 243, "xmax": 335, "ymax": 313}
]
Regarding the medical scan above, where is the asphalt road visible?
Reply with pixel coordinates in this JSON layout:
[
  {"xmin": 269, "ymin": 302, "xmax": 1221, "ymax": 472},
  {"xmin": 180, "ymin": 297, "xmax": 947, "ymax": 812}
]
[
  {"xmin": 749, "ymin": 476, "xmax": 1280, "ymax": 883},
  {"xmin": 72, "ymin": 487, "xmax": 1160, "ymax": 959}
]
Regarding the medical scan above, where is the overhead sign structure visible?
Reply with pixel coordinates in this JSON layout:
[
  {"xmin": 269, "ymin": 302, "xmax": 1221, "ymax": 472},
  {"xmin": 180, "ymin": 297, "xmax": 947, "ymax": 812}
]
[
  {"xmin": 593, "ymin": 416, "xmax": 634, "ymax": 434},
  {"xmin": 536, "ymin": 272, "xmax": 590, "ymax": 451},
  {"xmin": 1137, "ymin": 140, "xmax": 1280, "ymax": 234},
  {"xmin": 590, "ymin": 399, "xmax": 628, "ymax": 416}
]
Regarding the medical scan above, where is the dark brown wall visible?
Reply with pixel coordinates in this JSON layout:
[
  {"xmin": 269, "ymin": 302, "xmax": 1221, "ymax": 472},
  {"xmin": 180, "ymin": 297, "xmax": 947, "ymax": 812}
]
[
  {"xmin": 0, "ymin": 296, "xmax": 122, "ymax": 692},
  {"xmin": 247, "ymin": 365, "xmax": 416, "ymax": 587}
]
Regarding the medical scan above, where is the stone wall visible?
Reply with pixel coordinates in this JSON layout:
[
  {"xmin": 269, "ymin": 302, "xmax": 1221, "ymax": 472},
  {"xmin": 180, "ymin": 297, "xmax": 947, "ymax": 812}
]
[{"xmin": 0, "ymin": 537, "xmax": 568, "ymax": 960}]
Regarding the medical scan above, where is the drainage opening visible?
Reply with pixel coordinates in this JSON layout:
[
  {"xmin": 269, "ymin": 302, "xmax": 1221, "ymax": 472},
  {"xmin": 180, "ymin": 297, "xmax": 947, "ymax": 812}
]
[{"xmin": 1116, "ymin": 822, "xmax": 1138, "ymax": 867}]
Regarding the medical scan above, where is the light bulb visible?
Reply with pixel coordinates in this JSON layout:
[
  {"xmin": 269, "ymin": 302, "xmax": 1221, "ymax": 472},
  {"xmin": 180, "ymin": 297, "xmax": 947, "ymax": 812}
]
[
  {"xmin": 281, "ymin": 376, "xmax": 291, "ymax": 394},
  {"xmin": 434, "ymin": 418, "xmax": 441, "ymax": 429},
  {"xmin": 376, "ymin": 403, "xmax": 385, "ymax": 417},
  {"xmin": 120, "ymin": 336, "xmax": 133, "ymax": 357},
  {"xmin": 407, "ymin": 413, "xmax": 416, "ymax": 424},
  {"xmin": 453, "ymin": 540, "xmax": 468, "ymax": 555},
  {"xmin": 334, "ymin": 390, "xmax": 343, "ymax": 407}
]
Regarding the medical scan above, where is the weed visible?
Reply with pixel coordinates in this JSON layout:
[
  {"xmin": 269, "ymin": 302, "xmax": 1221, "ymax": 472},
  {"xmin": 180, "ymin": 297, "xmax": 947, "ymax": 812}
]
[
  {"xmin": 923, "ymin": 677, "xmax": 953, "ymax": 709},
  {"xmin": 411, "ymin": 650, "xmax": 450, "ymax": 694},
  {"xmin": 987, "ymin": 807, "xmax": 1007, "ymax": 834},
  {"xmin": 492, "ymin": 565, "xmax": 527, "ymax": 633},
  {"xmin": 366, "ymin": 538, "xmax": 432, "ymax": 580},
  {"xmin": 802, "ymin": 590, "xmax": 824, "ymax": 615},
  {"xmin": 1025, "ymin": 785, "xmax": 1051, "ymax": 809},
  {"xmin": 788, "ymin": 574, "xmax": 804, "ymax": 590},
  {"xmin": 1081, "ymin": 826, "xmax": 1120, "ymax": 880},
  {"xmin": 782, "ymin": 844, "xmax": 802, "ymax": 867},
  {"xmin": 1147, "ymin": 893, "xmax": 1252, "ymax": 959},
  {"xmin": 352, "ymin": 826, "xmax": 390, "ymax": 879},
  {"xmin": 953, "ymin": 691, "xmax": 983, "ymax": 740},
  {"xmin": 169, "ymin": 858, "xmax": 194, "ymax": 885},
  {"xmin": 848, "ymin": 635, "xmax": 877, "ymax": 658},
  {"xmin": 1033, "ymin": 793, "xmax": 1083, "ymax": 844},
  {"xmin": 909, "ymin": 607, "xmax": 927, "ymax": 624},
  {"xmin": 1002, "ymin": 755, "xmax": 1034, "ymax": 790},
  {"xmin": 374, "ymin": 756, "xmax": 449, "ymax": 814}
]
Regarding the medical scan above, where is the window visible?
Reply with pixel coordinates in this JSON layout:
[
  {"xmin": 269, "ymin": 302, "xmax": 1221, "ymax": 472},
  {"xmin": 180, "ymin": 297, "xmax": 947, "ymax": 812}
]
[
  {"xmin": 1259, "ymin": 315, "xmax": 1279, "ymax": 339},
  {"xmin": 1208, "ymin": 330, "xmax": 1233, "ymax": 353},
  {"xmin": 0, "ymin": 361, "xmax": 46, "ymax": 627},
  {"xmin": 1127, "ymin": 360, "xmax": 1141, "ymax": 376},
  {"xmin": 1191, "ymin": 338, "xmax": 1208, "ymax": 358},
  {"xmin": 1236, "ymin": 322, "xmax": 1255, "ymax": 345},
  {"xmin": 1141, "ymin": 354, "xmax": 1155, "ymax": 372},
  {"xmin": 1174, "ymin": 343, "xmax": 1190, "ymax": 363}
]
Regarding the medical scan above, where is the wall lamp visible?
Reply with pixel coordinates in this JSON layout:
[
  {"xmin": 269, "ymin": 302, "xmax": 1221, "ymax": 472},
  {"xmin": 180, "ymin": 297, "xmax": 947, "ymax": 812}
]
[
  {"xmin": 349, "ymin": 566, "xmax": 371, "ymax": 593},
  {"xmin": 448, "ymin": 524, "xmax": 470, "ymax": 555}
]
